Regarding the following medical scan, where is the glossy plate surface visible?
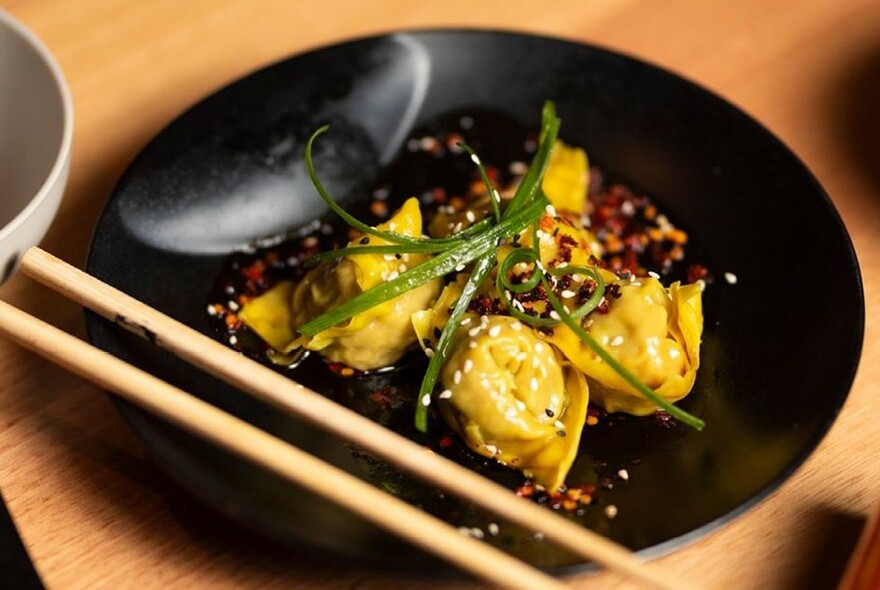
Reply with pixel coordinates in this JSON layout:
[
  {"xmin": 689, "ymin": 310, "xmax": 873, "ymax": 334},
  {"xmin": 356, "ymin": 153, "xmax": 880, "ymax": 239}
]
[{"xmin": 85, "ymin": 30, "xmax": 864, "ymax": 572}]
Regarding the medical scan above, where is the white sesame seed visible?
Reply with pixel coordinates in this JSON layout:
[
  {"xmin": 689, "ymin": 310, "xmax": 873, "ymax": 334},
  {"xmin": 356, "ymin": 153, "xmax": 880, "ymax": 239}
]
[
  {"xmin": 545, "ymin": 204, "xmax": 557, "ymax": 216},
  {"xmin": 516, "ymin": 400, "xmax": 527, "ymax": 411},
  {"xmin": 228, "ymin": 335, "xmax": 238, "ymax": 345},
  {"xmin": 454, "ymin": 263, "xmax": 466, "ymax": 272},
  {"xmin": 380, "ymin": 271, "xmax": 389, "ymax": 281},
  {"xmin": 605, "ymin": 505, "xmax": 618, "ymax": 519},
  {"xmin": 421, "ymin": 394, "xmax": 432, "ymax": 406},
  {"xmin": 532, "ymin": 356, "xmax": 541, "ymax": 368},
  {"xmin": 515, "ymin": 352, "xmax": 528, "ymax": 362},
  {"xmin": 489, "ymin": 325, "xmax": 502, "ymax": 337},
  {"xmin": 669, "ymin": 349, "xmax": 681, "ymax": 359},
  {"xmin": 465, "ymin": 210, "xmax": 476, "ymax": 223},
  {"xmin": 618, "ymin": 469, "xmax": 630, "ymax": 481},
  {"xmin": 480, "ymin": 315, "xmax": 490, "ymax": 325},
  {"xmin": 610, "ymin": 335, "xmax": 624, "ymax": 346},
  {"xmin": 453, "ymin": 370, "xmax": 462, "ymax": 385},
  {"xmin": 398, "ymin": 264, "xmax": 407, "ymax": 273},
  {"xmin": 511, "ymin": 321, "xmax": 522, "ymax": 331},
  {"xmin": 386, "ymin": 270, "xmax": 399, "ymax": 281},
  {"xmin": 572, "ymin": 273, "xmax": 584, "ymax": 282},
  {"xmin": 383, "ymin": 254, "xmax": 396, "ymax": 261},
  {"xmin": 471, "ymin": 527, "xmax": 485, "ymax": 539},
  {"xmin": 648, "ymin": 271, "xmax": 660, "ymax": 279},
  {"xmin": 452, "ymin": 222, "xmax": 463, "ymax": 233},
  {"xmin": 534, "ymin": 532, "xmax": 545, "ymax": 541},
  {"xmin": 530, "ymin": 377, "xmax": 539, "ymax": 391},
  {"xmin": 549, "ymin": 310, "xmax": 561, "ymax": 320},
  {"xmin": 461, "ymin": 317, "xmax": 473, "ymax": 326},
  {"xmin": 505, "ymin": 407, "xmax": 518, "ymax": 418},
  {"xmin": 207, "ymin": 304, "xmax": 218, "ymax": 316},
  {"xmin": 535, "ymin": 342, "xmax": 544, "ymax": 354},
  {"xmin": 485, "ymin": 444, "xmax": 498, "ymax": 455},
  {"xmin": 561, "ymin": 289, "xmax": 576, "ymax": 299},
  {"xmin": 488, "ymin": 523, "xmax": 500, "ymax": 536},
  {"xmin": 468, "ymin": 326, "xmax": 482, "ymax": 337},
  {"xmin": 469, "ymin": 340, "xmax": 478, "ymax": 349},
  {"xmin": 697, "ymin": 279, "xmax": 707, "ymax": 291},
  {"xmin": 439, "ymin": 389, "xmax": 453, "ymax": 399},
  {"xmin": 725, "ymin": 272, "xmax": 738, "ymax": 284},
  {"xmin": 463, "ymin": 359, "xmax": 474, "ymax": 373},
  {"xmin": 470, "ymin": 153, "xmax": 481, "ymax": 165}
]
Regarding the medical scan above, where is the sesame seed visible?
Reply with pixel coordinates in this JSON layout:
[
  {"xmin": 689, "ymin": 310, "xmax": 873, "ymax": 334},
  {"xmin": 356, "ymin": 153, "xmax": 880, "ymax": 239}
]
[
  {"xmin": 515, "ymin": 352, "xmax": 528, "ymax": 362},
  {"xmin": 488, "ymin": 325, "xmax": 502, "ymax": 337},
  {"xmin": 455, "ymin": 263, "xmax": 466, "ymax": 272},
  {"xmin": 465, "ymin": 210, "xmax": 476, "ymax": 223},
  {"xmin": 470, "ymin": 153, "xmax": 481, "ymax": 165},
  {"xmin": 453, "ymin": 370, "xmax": 462, "ymax": 385},
  {"xmin": 545, "ymin": 204, "xmax": 557, "ymax": 216},
  {"xmin": 605, "ymin": 505, "xmax": 618, "ymax": 519},
  {"xmin": 511, "ymin": 321, "xmax": 522, "ymax": 331},
  {"xmin": 463, "ymin": 359, "xmax": 474, "ymax": 373},
  {"xmin": 610, "ymin": 335, "xmax": 624, "ymax": 346},
  {"xmin": 516, "ymin": 400, "xmax": 527, "ymax": 411},
  {"xmin": 534, "ymin": 532, "xmax": 545, "ymax": 541},
  {"xmin": 549, "ymin": 310, "xmax": 561, "ymax": 320},
  {"xmin": 386, "ymin": 270, "xmax": 399, "ymax": 281},
  {"xmin": 421, "ymin": 394, "xmax": 432, "ymax": 406},
  {"xmin": 206, "ymin": 304, "xmax": 218, "ymax": 316},
  {"xmin": 535, "ymin": 342, "xmax": 544, "ymax": 354},
  {"xmin": 724, "ymin": 272, "xmax": 738, "ymax": 284},
  {"xmin": 452, "ymin": 222, "xmax": 463, "ymax": 233},
  {"xmin": 648, "ymin": 271, "xmax": 660, "ymax": 279},
  {"xmin": 618, "ymin": 469, "xmax": 630, "ymax": 481},
  {"xmin": 669, "ymin": 349, "xmax": 680, "ymax": 359},
  {"xmin": 228, "ymin": 335, "xmax": 238, "ymax": 345},
  {"xmin": 468, "ymin": 326, "xmax": 482, "ymax": 337},
  {"xmin": 439, "ymin": 389, "xmax": 453, "ymax": 399},
  {"xmin": 383, "ymin": 254, "xmax": 395, "ymax": 261},
  {"xmin": 561, "ymin": 289, "xmax": 576, "ymax": 299},
  {"xmin": 469, "ymin": 340, "xmax": 478, "ymax": 349},
  {"xmin": 461, "ymin": 317, "xmax": 473, "ymax": 326},
  {"xmin": 485, "ymin": 444, "xmax": 498, "ymax": 455},
  {"xmin": 505, "ymin": 407, "xmax": 518, "ymax": 418},
  {"xmin": 530, "ymin": 377, "xmax": 539, "ymax": 391},
  {"xmin": 488, "ymin": 523, "xmax": 500, "ymax": 536},
  {"xmin": 398, "ymin": 264, "xmax": 408, "ymax": 273},
  {"xmin": 532, "ymin": 357, "xmax": 541, "ymax": 368},
  {"xmin": 380, "ymin": 271, "xmax": 389, "ymax": 281}
]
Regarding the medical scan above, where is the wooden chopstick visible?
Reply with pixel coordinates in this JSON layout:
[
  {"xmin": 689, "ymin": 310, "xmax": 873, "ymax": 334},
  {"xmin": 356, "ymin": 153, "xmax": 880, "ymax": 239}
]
[
  {"xmin": 0, "ymin": 299, "xmax": 567, "ymax": 590},
  {"xmin": 20, "ymin": 246, "xmax": 700, "ymax": 590}
]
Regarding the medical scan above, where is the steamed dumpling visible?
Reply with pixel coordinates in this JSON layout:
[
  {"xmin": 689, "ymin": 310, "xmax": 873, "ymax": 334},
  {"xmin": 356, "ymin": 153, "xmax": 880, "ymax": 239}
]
[
  {"xmin": 436, "ymin": 315, "xmax": 589, "ymax": 492},
  {"xmin": 239, "ymin": 198, "xmax": 441, "ymax": 370},
  {"xmin": 546, "ymin": 277, "xmax": 702, "ymax": 415}
]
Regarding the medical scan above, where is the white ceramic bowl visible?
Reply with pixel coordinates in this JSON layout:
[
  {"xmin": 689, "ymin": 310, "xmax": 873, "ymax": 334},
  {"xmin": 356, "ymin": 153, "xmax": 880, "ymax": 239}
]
[{"xmin": 0, "ymin": 9, "xmax": 73, "ymax": 283}]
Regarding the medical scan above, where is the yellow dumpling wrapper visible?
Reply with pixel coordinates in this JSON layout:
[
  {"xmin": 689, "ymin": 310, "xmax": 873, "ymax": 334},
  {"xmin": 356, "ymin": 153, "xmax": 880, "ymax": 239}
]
[
  {"xmin": 541, "ymin": 140, "xmax": 589, "ymax": 214},
  {"xmin": 437, "ymin": 316, "xmax": 589, "ymax": 492},
  {"xmin": 547, "ymin": 277, "xmax": 702, "ymax": 415},
  {"xmin": 239, "ymin": 198, "xmax": 441, "ymax": 371}
]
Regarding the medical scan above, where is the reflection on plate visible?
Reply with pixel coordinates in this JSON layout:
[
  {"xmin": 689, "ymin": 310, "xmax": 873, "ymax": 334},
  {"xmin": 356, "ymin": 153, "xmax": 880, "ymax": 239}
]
[{"xmin": 85, "ymin": 30, "xmax": 863, "ymax": 572}]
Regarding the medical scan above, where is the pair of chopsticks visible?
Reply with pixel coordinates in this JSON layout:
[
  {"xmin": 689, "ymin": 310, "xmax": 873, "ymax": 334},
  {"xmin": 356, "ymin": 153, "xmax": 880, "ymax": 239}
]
[{"xmin": 0, "ymin": 247, "xmax": 700, "ymax": 590}]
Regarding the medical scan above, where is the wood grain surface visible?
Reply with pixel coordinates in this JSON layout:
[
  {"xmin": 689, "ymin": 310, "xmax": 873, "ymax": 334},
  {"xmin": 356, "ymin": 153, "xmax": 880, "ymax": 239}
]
[{"xmin": 1, "ymin": 1, "xmax": 878, "ymax": 588}]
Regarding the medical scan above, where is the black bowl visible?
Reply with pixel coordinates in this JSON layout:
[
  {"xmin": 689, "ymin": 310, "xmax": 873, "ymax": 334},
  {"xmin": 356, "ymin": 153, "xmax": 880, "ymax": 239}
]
[{"xmin": 85, "ymin": 30, "xmax": 863, "ymax": 573}]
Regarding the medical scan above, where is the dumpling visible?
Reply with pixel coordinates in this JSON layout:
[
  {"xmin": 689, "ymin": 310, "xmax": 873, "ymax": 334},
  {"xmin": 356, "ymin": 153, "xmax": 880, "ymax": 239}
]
[
  {"xmin": 436, "ymin": 315, "xmax": 589, "ymax": 492},
  {"xmin": 239, "ymin": 198, "xmax": 441, "ymax": 370},
  {"xmin": 546, "ymin": 277, "xmax": 702, "ymax": 415},
  {"xmin": 541, "ymin": 140, "xmax": 589, "ymax": 214}
]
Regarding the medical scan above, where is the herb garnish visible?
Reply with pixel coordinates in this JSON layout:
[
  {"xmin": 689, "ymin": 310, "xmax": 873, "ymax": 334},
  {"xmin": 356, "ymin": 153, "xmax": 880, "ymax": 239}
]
[{"xmin": 301, "ymin": 101, "xmax": 705, "ymax": 432}]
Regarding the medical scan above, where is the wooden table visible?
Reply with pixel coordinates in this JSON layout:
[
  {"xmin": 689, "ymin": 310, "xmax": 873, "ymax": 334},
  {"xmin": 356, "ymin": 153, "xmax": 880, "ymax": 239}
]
[{"xmin": 1, "ymin": 1, "xmax": 878, "ymax": 588}]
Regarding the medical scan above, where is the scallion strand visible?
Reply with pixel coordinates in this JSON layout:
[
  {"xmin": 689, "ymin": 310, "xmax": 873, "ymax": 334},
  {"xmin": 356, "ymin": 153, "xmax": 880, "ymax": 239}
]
[
  {"xmin": 415, "ymin": 253, "xmax": 496, "ymax": 432},
  {"xmin": 457, "ymin": 142, "xmax": 501, "ymax": 222},
  {"xmin": 298, "ymin": 195, "xmax": 548, "ymax": 337}
]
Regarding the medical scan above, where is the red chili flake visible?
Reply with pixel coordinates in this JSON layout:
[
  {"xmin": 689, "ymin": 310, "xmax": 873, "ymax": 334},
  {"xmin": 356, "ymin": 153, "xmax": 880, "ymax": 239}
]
[
  {"xmin": 438, "ymin": 435, "xmax": 455, "ymax": 449},
  {"xmin": 241, "ymin": 261, "xmax": 266, "ymax": 282},
  {"xmin": 687, "ymin": 264, "xmax": 710, "ymax": 283},
  {"xmin": 370, "ymin": 391, "xmax": 395, "ymax": 408},
  {"xmin": 516, "ymin": 484, "xmax": 535, "ymax": 498}
]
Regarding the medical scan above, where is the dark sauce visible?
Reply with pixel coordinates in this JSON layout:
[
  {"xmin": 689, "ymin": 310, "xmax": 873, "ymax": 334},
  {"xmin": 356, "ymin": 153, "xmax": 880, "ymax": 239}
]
[{"xmin": 206, "ymin": 109, "xmax": 709, "ymax": 549}]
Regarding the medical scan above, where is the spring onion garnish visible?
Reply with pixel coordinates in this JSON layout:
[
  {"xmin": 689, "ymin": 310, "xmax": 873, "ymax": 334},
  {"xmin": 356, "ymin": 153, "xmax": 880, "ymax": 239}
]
[
  {"xmin": 457, "ymin": 142, "xmax": 501, "ymax": 223},
  {"xmin": 300, "ymin": 99, "xmax": 704, "ymax": 432}
]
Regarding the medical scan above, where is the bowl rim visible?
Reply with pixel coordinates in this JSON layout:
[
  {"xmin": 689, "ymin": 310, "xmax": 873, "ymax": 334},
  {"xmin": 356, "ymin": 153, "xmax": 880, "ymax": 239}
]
[{"xmin": 0, "ymin": 8, "xmax": 74, "ymax": 243}]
